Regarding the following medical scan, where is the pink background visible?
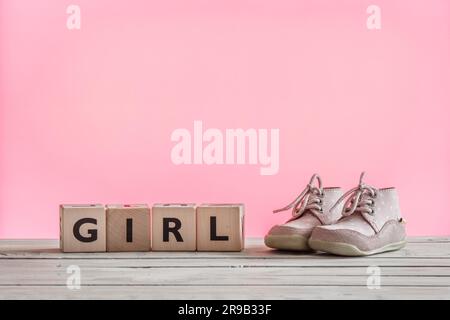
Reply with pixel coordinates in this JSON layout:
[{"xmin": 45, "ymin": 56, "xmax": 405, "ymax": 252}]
[{"xmin": 1, "ymin": 0, "xmax": 449, "ymax": 238}]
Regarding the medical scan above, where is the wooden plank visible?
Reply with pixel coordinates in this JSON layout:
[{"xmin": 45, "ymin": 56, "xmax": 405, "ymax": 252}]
[
  {"xmin": 0, "ymin": 256, "xmax": 449, "ymax": 266},
  {"xmin": 1, "ymin": 285, "xmax": 449, "ymax": 300},
  {"xmin": 2, "ymin": 263, "xmax": 449, "ymax": 276},
  {"xmin": 0, "ymin": 260, "xmax": 449, "ymax": 287},
  {"xmin": 1, "ymin": 237, "xmax": 449, "ymax": 250},
  {"xmin": 1, "ymin": 258, "xmax": 450, "ymax": 271},
  {"xmin": 0, "ymin": 266, "xmax": 449, "ymax": 286},
  {"xmin": 0, "ymin": 238, "xmax": 449, "ymax": 300},
  {"xmin": 1, "ymin": 239, "xmax": 450, "ymax": 259}
]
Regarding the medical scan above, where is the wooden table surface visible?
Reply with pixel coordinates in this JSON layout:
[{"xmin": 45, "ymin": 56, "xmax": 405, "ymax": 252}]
[{"xmin": 0, "ymin": 237, "xmax": 449, "ymax": 299}]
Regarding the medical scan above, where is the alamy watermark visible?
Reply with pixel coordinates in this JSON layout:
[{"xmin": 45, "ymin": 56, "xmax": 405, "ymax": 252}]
[
  {"xmin": 66, "ymin": 4, "xmax": 81, "ymax": 30},
  {"xmin": 171, "ymin": 121, "xmax": 280, "ymax": 176},
  {"xmin": 366, "ymin": 266, "xmax": 381, "ymax": 289},
  {"xmin": 66, "ymin": 265, "xmax": 81, "ymax": 290},
  {"xmin": 366, "ymin": 5, "xmax": 381, "ymax": 30}
]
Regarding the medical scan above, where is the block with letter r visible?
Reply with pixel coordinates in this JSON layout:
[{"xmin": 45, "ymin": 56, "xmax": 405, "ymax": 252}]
[{"xmin": 151, "ymin": 203, "xmax": 196, "ymax": 251}]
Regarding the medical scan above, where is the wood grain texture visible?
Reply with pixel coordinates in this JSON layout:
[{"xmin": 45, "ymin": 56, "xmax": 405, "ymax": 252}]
[
  {"xmin": 0, "ymin": 238, "xmax": 449, "ymax": 299},
  {"xmin": 106, "ymin": 204, "xmax": 151, "ymax": 252},
  {"xmin": 1, "ymin": 286, "xmax": 449, "ymax": 300},
  {"xmin": 60, "ymin": 204, "xmax": 106, "ymax": 253},
  {"xmin": 151, "ymin": 204, "xmax": 196, "ymax": 251},
  {"xmin": 196, "ymin": 204, "xmax": 244, "ymax": 251}
]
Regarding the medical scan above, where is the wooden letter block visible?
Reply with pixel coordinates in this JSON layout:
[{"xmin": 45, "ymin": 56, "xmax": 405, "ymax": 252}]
[
  {"xmin": 152, "ymin": 204, "xmax": 196, "ymax": 251},
  {"xmin": 196, "ymin": 204, "xmax": 245, "ymax": 252},
  {"xmin": 60, "ymin": 204, "xmax": 106, "ymax": 253},
  {"xmin": 106, "ymin": 204, "xmax": 151, "ymax": 252}
]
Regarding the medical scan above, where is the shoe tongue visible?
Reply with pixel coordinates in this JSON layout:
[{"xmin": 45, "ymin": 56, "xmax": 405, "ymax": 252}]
[
  {"xmin": 288, "ymin": 211, "xmax": 320, "ymax": 225},
  {"xmin": 303, "ymin": 208, "xmax": 331, "ymax": 225},
  {"xmin": 343, "ymin": 211, "xmax": 377, "ymax": 231},
  {"xmin": 291, "ymin": 188, "xmax": 344, "ymax": 225},
  {"xmin": 342, "ymin": 212, "xmax": 366, "ymax": 223},
  {"xmin": 288, "ymin": 210, "xmax": 321, "ymax": 223},
  {"xmin": 320, "ymin": 188, "xmax": 344, "ymax": 223}
]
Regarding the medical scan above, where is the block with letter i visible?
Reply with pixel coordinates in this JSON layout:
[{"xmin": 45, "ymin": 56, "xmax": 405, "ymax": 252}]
[
  {"xmin": 106, "ymin": 204, "xmax": 151, "ymax": 252},
  {"xmin": 152, "ymin": 203, "xmax": 196, "ymax": 251},
  {"xmin": 196, "ymin": 204, "xmax": 245, "ymax": 251},
  {"xmin": 60, "ymin": 204, "xmax": 106, "ymax": 253}
]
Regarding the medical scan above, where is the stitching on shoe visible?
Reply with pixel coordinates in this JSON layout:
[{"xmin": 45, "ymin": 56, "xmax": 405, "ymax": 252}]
[
  {"xmin": 314, "ymin": 220, "xmax": 405, "ymax": 251},
  {"xmin": 318, "ymin": 219, "xmax": 403, "ymax": 239}
]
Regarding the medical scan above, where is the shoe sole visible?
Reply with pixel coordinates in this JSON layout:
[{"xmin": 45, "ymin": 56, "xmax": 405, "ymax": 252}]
[
  {"xmin": 264, "ymin": 234, "xmax": 311, "ymax": 251},
  {"xmin": 308, "ymin": 239, "xmax": 407, "ymax": 257}
]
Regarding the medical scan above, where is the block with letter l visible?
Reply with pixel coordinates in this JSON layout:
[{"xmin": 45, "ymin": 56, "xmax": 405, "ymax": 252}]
[
  {"xmin": 196, "ymin": 204, "xmax": 245, "ymax": 251},
  {"xmin": 151, "ymin": 203, "xmax": 196, "ymax": 251},
  {"xmin": 60, "ymin": 204, "xmax": 106, "ymax": 253}
]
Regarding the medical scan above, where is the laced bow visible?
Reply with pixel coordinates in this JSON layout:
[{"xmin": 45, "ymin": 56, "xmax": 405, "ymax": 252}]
[
  {"xmin": 331, "ymin": 172, "xmax": 378, "ymax": 216},
  {"xmin": 273, "ymin": 174, "xmax": 324, "ymax": 218}
]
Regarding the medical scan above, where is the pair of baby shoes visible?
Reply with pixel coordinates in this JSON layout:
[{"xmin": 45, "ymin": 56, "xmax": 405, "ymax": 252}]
[{"xmin": 265, "ymin": 172, "xmax": 406, "ymax": 256}]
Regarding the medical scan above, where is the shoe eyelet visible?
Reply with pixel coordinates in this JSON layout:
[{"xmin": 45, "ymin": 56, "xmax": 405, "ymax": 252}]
[{"xmin": 319, "ymin": 208, "xmax": 323, "ymax": 213}]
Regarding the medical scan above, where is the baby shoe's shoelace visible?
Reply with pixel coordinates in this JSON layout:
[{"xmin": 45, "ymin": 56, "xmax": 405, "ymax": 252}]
[
  {"xmin": 331, "ymin": 172, "xmax": 378, "ymax": 217},
  {"xmin": 273, "ymin": 174, "xmax": 324, "ymax": 218}
]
